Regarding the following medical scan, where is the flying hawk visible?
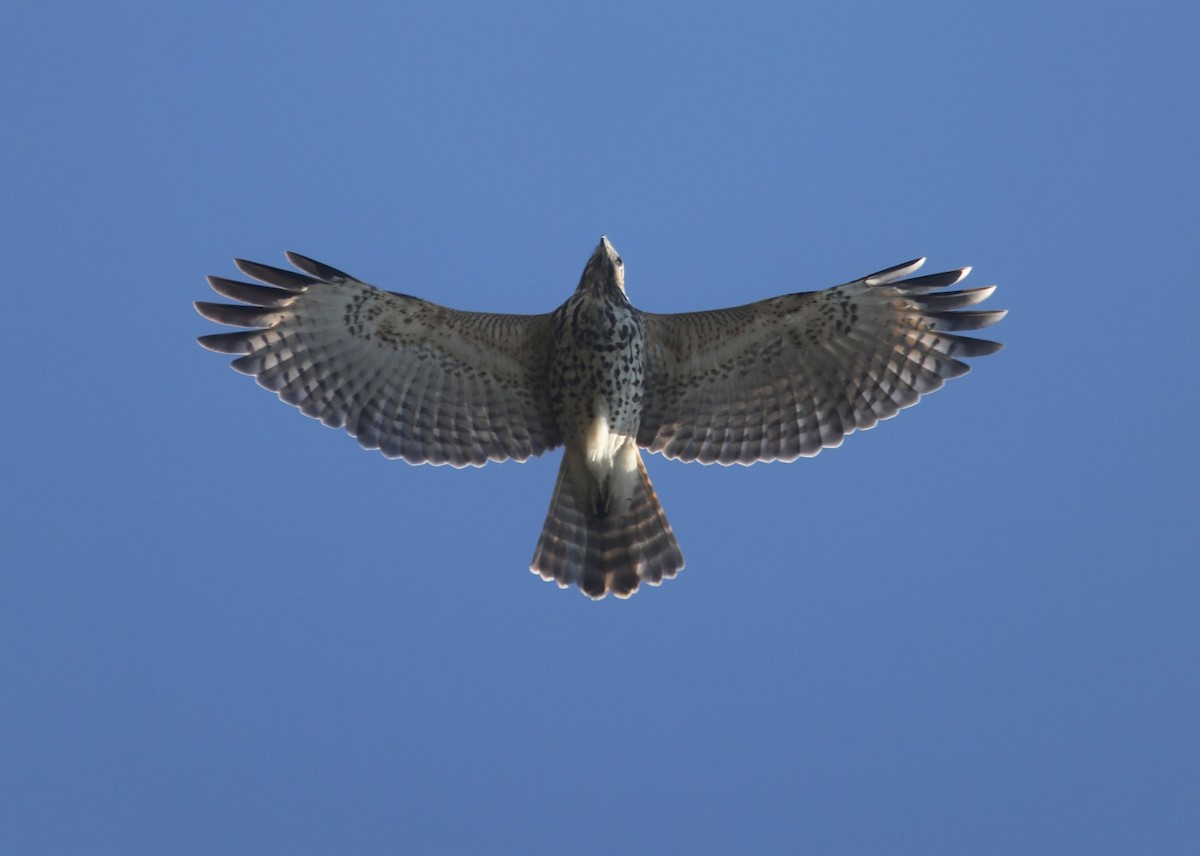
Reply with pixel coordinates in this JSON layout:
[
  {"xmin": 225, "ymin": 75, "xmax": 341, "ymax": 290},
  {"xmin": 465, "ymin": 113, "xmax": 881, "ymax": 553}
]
[{"xmin": 196, "ymin": 238, "xmax": 1004, "ymax": 598}]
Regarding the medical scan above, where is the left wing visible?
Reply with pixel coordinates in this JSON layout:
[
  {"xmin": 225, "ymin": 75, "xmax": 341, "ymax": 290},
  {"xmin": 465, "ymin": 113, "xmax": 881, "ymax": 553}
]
[
  {"xmin": 637, "ymin": 259, "xmax": 1005, "ymax": 465},
  {"xmin": 196, "ymin": 253, "xmax": 561, "ymax": 467}
]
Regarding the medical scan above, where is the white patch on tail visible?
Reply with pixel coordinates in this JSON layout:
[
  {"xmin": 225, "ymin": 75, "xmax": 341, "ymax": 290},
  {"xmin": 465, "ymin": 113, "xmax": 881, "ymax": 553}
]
[
  {"xmin": 583, "ymin": 396, "xmax": 636, "ymax": 484},
  {"xmin": 584, "ymin": 397, "xmax": 612, "ymax": 476}
]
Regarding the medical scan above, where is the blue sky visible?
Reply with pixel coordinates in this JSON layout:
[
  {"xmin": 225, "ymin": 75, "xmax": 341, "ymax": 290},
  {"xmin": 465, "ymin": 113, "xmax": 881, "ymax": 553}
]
[{"xmin": 3, "ymin": 1, "xmax": 1197, "ymax": 853}]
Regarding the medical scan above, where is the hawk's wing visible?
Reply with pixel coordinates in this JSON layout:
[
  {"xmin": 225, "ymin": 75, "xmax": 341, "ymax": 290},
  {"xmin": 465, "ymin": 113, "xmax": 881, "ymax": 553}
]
[
  {"xmin": 638, "ymin": 258, "xmax": 1005, "ymax": 465},
  {"xmin": 196, "ymin": 253, "xmax": 561, "ymax": 467}
]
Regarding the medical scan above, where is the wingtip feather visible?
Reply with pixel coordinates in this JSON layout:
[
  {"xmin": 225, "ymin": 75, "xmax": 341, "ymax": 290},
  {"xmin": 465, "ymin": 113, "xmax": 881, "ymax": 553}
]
[
  {"xmin": 865, "ymin": 257, "xmax": 925, "ymax": 285},
  {"xmin": 196, "ymin": 331, "xmax": 254, "ymax": 354},
  {"xmin": 206, "ymin": 275, "xmax": 297, "ymax": 307},
  {"xmin": 285, "ymin": 251, "xmax": 353, "ymax": 282},
  {"xmin": 233, "ymin": 259, "xmax": 316, "ymax": 291}
]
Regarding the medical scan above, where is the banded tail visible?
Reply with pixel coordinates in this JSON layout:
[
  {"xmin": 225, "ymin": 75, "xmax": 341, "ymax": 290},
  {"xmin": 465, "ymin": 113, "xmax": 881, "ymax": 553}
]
[{"xmin": 531, "ymin": 447, "xmax": 684, "ymax": 598}]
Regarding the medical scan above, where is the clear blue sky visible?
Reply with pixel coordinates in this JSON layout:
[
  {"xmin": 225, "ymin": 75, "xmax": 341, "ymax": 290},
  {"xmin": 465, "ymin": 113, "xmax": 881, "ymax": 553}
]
[{"xmin": 3, "ymin": 1, "xmax": 1197, "ymax": 853}]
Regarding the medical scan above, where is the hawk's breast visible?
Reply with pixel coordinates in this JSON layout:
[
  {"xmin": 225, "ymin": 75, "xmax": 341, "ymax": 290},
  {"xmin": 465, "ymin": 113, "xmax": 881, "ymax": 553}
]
[{"xmin": 549, "ymin": 290, "xmax": 647, "ymax": 457}]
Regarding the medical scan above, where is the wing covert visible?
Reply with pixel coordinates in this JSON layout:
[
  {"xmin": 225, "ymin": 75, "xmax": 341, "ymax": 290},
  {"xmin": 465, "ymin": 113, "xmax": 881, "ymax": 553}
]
[
  {"xmin": 196, "ymin": 252, "xmax": 560, "ymax": 467},
  {"xmin": 637, "ymin": 258, "xmax": 1004, "ymax": 465}
]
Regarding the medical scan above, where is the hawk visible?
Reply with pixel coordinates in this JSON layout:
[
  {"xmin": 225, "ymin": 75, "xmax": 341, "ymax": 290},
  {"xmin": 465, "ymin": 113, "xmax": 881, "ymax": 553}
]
[{"xmin": 196, "ymin": 238, "xmax": 1004, "ymax": 598}]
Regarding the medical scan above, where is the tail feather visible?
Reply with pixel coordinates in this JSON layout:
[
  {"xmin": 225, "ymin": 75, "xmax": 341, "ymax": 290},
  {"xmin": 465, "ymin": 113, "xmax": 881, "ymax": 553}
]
[
  {"xmin": 529, "ymin": 451, "xmax": 602, "ymax": 592},
  {"xmin": 531, "ymin": 449, "xmax": 684, "ymax": 599}
]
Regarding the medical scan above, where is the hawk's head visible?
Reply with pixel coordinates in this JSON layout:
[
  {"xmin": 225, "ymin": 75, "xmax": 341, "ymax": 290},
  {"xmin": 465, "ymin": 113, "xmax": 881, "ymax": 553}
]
[{"xmin": 576, "ymin": 235, "xmax": 627, "ymax": 299}]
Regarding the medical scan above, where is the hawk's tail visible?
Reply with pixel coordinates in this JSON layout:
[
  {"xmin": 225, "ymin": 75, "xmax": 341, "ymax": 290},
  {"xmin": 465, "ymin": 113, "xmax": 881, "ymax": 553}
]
[{"xmin": 531, "ymin": 447, "xmax": 684, "ymax": 599}]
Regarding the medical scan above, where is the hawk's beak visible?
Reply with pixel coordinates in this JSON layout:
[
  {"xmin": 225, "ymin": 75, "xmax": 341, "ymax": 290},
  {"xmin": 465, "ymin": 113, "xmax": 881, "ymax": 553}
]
[{"xmin": 598, "ymin": 235, "xmax": 619, "ymax": 263}]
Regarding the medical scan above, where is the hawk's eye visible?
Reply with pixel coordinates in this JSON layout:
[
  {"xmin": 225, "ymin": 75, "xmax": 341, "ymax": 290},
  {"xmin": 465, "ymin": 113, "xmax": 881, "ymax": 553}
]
[{"xmin": 615, "ymin": 256, "xmax": 624, "ymax": 268}]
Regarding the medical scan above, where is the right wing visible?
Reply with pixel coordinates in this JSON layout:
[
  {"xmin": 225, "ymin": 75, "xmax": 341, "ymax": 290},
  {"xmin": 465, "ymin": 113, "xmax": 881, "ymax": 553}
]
[{"xmin": 638, "ymin": 259, "xmax": 1005, "ymax": 465}]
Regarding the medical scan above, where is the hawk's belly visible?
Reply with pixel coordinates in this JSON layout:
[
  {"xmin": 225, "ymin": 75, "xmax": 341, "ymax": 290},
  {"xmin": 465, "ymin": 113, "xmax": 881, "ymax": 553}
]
[{"xmin": 549, "ymin": 291, "xmax": 646, "ymax": 476}]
